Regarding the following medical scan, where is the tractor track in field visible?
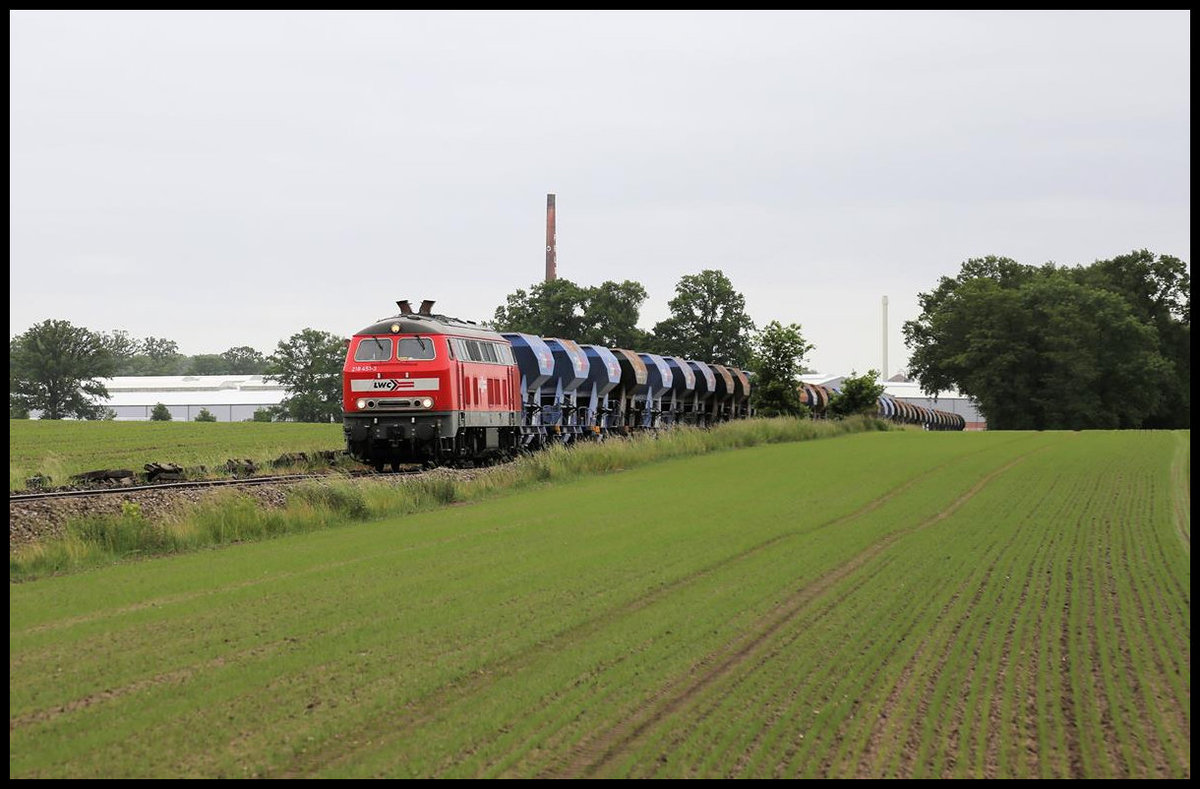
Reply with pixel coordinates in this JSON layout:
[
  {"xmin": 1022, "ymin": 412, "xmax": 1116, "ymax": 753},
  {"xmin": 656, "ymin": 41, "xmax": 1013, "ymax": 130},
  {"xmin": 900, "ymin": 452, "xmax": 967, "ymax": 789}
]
[
  {"xmin": 545, "ymin": 449, "xmax": 1037, "ymax": 779},
  {"xmin": 848, "ymin": 463, "xmax": 1059, "ymax": 779},
  {"xmin": 436, "ymin": 448, "xmax": 1021, "ymax": 779},
  {"xmin": 270, "ymin": 452, "xmax": 983, "ymax": 779},
  {"xmin": 9, "ymin": 636, "xmax": 301, "ymax": 732}
]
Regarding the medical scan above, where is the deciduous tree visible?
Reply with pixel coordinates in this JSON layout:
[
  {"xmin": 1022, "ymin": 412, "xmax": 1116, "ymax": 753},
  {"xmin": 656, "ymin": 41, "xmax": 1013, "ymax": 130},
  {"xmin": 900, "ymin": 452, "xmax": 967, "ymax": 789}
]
[
  {"xmin": 652, "ymin": 269, "xmax": 755, "ymax": 366},
  {"xmin": 9, "ymin": 320, "xmax": 116, "ymax": 419},
  {"xmin": 582, "ymin": 280, "xmax": 651, "ymax": 349},
  {"xmin": 220, "ymin": 345, "xmax": 269, "ymax": 374},
  {"xmin": 830, "ymin": 370, "xmax": 886, "ymax": 419},
  {"xmin": 493, "ymin": 278, "xmax": 651, "ymax": 348},
  {"xmin": 187, "ymin": 355, "xmax": 227, "ymax": 375},
  {"xmin": 266, "ymin": 328, "xmax": 347, "ymax": 423},
  {"xmin": 903, "ymin": 255, "xmax": 1178, "ymax": 429},
  {"xmin": 749, "ymin": 321, "xmax": 812, "ymax": 417},
  {"xmin": 493, "ymin": 279, "xmax": 589, "ymax": 339}
]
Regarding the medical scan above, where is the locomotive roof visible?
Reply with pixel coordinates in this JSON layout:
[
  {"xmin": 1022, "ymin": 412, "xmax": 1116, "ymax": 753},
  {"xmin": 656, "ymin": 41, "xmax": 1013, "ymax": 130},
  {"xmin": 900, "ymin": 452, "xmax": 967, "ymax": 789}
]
[{"xmin": 354, "ymin": 314, "xmax": 504, "ymax": 341}]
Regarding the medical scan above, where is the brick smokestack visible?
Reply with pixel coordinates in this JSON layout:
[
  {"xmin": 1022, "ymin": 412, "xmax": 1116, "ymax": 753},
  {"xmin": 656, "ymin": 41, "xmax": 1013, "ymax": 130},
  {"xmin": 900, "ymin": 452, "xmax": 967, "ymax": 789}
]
[{"xmin": 545, "ymin": 193, "xmax": 557, "ymax": 282}]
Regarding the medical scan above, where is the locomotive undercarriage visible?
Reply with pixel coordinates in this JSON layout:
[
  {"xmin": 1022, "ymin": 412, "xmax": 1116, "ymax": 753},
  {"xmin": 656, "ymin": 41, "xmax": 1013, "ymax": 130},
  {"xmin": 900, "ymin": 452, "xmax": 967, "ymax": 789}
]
[
  {"xmin": 343, "ymin": 412, "xmax": 520, "ymax": 471},
  {"xmin": 344, "ymin": 402, "xmax": 737, "ymax": 472}
]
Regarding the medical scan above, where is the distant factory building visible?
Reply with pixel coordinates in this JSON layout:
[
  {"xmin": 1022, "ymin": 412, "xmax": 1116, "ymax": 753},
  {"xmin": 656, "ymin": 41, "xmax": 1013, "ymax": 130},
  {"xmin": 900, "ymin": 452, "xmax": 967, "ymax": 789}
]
[{"xmin": 90, "ymin": 375, "xmax": 288, "ymax": 422}]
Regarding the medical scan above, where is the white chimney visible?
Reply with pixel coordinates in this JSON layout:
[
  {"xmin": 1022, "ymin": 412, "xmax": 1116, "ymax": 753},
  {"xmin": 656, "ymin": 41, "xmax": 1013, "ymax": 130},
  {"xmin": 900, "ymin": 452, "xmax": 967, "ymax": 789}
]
[{"xmin": 882, "ymin": 295, "xmax": 888, "ymax": 380}]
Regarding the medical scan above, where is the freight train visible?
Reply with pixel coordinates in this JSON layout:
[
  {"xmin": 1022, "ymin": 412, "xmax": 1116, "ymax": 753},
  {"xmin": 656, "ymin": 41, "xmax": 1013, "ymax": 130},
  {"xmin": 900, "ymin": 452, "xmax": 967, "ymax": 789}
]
[
  {"xmin": 341, "ymin": 300, "xmax": 963, "ymax": 471},
  {"xmin": 798, "ymin": 381, "xmax": 966, "ymax": 430},
  {"xmin": 341, "ymin": 300, "xmax": 751, "ymax": 470}
]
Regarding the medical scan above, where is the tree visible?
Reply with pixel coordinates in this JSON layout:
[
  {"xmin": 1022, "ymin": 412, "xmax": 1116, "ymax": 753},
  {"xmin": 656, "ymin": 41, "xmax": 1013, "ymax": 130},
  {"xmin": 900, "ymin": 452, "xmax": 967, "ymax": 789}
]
[
  {"xmin": 111, "ymin": 335, "xmax": 187, "ymax": 376},
  {"xmin": 1072, "ymin": 250, "xmax": 1190, "ymax": 428},
  {"xmin": 830, "ymin": 370, "xmax": 886, "ymax": 419},
  {"xmin": 492, "ymin": 279, "xmax": 591, "ymax": 340},
  {"xmin": 250, "ymin": 406, "xmax": 280, "ymax": 422},
  {"xmin": 581, "ymin": 280, "xmax": 651, "ymax": 348},
  {"xmin": 10, "ymin": 320, "xmax": 117, "ymax": 419},
  {"xmin": 150, "ymin": 402, "xmax": 172, "ymax": 421},
  {"xmin": 493, "ymin": 278, "xmax": 653, "ymax": 348},
  {"xmin": 652, "ymin": 270, "xmax": 755, "ymax": 366},
  {"xmin": 903, "ymin": 256, "xmax": 1176, "ymax": 430},
  {"xmin": 136, "ymin": 337, "xmax": 186, "ymax": 375},
  {"xmin": 221, "ymin": 345, "xmax": 268, "ymax": 374},
  {"xmin": 194, "ymin": 407, "xmax": 217, "ymax": 422},
  {"xmin": 749, "ymin": 321, "xmax": 813, "ymax": 417},
  {"xmin": 266, "ymin": 328, "xmax": 347, "ymax": 423},
  {"xmin": 100, "ymin": 329, "xmax": 142, "ymax": 371},
  {"xmin": 187, "ymin": 354, "xmax": 227, "ymax": 375}
]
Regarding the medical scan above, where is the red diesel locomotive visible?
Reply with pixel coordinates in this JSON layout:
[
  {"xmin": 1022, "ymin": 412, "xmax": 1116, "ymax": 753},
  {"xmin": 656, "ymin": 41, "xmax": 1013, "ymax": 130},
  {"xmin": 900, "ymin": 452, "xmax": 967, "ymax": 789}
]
[
  {"xmin": 343, "ymin": 299, "xmax": 757, "ymax": 470},
  {"xmin": 342, "ymin": 300, "xmax": 522, "ymax": 470}
]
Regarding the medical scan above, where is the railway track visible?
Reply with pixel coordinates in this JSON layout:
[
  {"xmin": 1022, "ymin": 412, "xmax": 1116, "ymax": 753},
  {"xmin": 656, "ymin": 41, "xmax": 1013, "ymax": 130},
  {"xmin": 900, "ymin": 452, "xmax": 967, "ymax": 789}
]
[{"xmin": 9, "ymin": 468, "xmax": 423, "ymax": 503}]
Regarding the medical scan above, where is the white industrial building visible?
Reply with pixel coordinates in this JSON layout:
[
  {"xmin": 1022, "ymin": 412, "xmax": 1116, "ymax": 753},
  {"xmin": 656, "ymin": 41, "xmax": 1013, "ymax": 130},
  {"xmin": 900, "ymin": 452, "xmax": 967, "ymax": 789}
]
[{"xmin": 91, "ymin": 375, "xmax": 289, "ymax": 422}]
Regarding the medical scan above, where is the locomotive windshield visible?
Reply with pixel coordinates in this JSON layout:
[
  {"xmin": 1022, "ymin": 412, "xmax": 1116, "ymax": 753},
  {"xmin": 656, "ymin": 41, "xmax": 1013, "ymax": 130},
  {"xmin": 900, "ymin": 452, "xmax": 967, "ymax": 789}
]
[
  {"xmin": 354, "ymin": 337, "xmax": 393, "ymax": 362},
  {"xmin": 352, "ymin": 336, "xmax": 437, "ymax": 361},
  {"xmin": 397, "ymin": 337, "xmax": 436, "ymax": 360}
]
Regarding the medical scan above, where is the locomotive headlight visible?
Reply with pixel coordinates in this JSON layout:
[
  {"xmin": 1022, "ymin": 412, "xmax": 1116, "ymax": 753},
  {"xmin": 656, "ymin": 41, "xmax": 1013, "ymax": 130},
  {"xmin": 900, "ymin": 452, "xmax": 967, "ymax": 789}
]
[
  {"xmin": 420, "ymin": 397, "xmax": 433, "ymax": 409},
  {"xmin": 356, "ymin": 398, "xmax": 367, "ymax": 409}
]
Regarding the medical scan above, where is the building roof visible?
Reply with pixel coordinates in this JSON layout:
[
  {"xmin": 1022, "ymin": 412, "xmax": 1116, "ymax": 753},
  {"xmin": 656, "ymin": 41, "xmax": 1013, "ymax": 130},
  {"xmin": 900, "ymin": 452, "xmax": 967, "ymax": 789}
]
[
  {"xmin": 799, "ymin": 373, "xmax": 971, "ymax": 402},
  {"xmin": 94, "ymin": 375, "xmax": 287, "ymax": 407}
]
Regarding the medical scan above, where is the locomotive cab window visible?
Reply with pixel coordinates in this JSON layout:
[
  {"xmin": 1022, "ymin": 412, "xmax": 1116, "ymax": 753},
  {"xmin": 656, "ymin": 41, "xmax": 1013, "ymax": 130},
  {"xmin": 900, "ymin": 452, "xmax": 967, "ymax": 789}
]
[
  {"xmin": 397, "ymin": 337, "xmax": 436, "ymax": 360},
  {"xmin": 354, "ymin": 337, "xmax": 393, "ymax": 362}
]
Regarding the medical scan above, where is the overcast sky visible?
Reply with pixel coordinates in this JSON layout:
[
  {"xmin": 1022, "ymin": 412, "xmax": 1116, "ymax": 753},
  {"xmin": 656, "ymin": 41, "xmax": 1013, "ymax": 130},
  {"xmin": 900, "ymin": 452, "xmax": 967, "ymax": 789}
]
[{"xmin": 10, "ymin": 10, "xmax": 1190, "ymax": 376}]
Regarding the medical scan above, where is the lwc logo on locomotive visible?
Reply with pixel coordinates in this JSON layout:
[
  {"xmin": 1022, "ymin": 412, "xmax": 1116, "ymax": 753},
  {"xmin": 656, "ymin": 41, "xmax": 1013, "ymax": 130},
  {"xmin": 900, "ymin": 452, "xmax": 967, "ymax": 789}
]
[{"xmin": 349, "ymin": 378, "xmax": 439, "ymax": 392}]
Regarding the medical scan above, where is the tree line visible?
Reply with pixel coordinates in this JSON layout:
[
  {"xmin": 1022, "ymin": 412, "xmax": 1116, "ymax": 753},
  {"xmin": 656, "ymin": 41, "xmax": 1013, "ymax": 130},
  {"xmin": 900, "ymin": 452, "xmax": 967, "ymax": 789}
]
[
  {"xmin": 9, "ymin": 324, "xmax": 345, "ymax": 423},
  {"xmin": 10, "ymin": 251, "xmax": 1187, "ymax": 429},
  {"xmin": 9, "ymin": 269, "xmax": 821, "ymax": 423},
  {"xmin": 904, "ymin": 249, "xmax": 1189, "ymax": 430}
]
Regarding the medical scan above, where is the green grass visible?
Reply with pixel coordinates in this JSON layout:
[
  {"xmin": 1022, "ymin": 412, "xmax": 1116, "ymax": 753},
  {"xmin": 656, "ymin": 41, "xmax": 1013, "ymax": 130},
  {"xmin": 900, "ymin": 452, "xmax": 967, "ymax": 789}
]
[
  {"xmin": 10, "ymin": 416, "xmax": 884, "ymax": 580},
  {"xmin": 8, "ymin": 429, "xmax": 1189, "ymax": 778},
  {"xmin": 9, "ymin": 420, "xmax": 347, "ymax": 490}
]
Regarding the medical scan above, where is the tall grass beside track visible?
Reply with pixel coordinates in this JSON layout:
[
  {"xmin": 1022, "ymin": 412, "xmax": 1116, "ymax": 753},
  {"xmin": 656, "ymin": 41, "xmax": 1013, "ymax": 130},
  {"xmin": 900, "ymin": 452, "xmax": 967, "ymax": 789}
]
[{"xmin": 10, "ymin": 416, "xmax": 886, "ymax": 580}]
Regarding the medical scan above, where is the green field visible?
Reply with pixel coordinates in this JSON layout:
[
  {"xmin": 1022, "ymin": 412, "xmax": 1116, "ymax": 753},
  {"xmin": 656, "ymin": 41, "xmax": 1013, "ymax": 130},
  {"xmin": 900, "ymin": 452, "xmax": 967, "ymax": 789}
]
[
  {"xmin": 9, "ymin": 420, "xmax": 348, "ymax": 490},
  {"xmin": 8, "ymin": 430, "xmax": 1190, "ymax": 778}
]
